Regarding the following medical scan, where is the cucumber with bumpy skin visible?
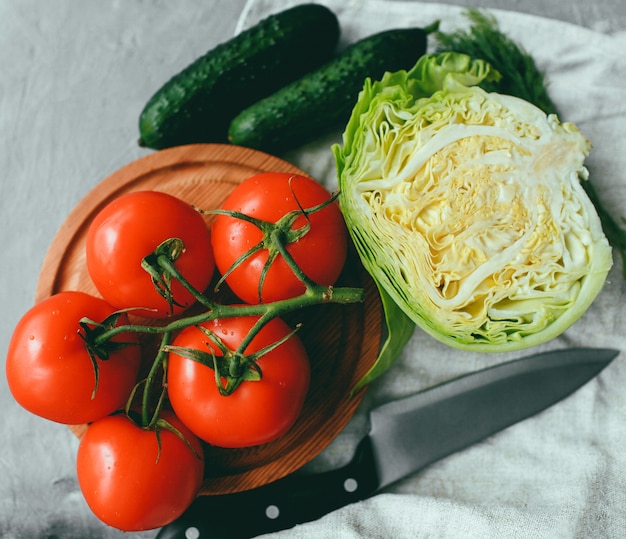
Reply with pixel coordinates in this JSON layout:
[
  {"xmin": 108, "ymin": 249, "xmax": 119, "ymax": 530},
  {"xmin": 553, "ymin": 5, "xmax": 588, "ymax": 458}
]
[
  {"xmin": 227, "ymin": 27, "xmax": 431, "ymax": 155},
  {"xmin": 139, "ymin": 3, "xmax": 340, "ymax": 150}
]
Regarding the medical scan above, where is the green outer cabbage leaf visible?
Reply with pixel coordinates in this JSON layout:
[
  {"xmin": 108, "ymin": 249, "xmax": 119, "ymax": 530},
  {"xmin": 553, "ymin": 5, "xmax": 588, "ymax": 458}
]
[
  {"xmin": 333, "ymin": 53, "xmax": 612, "ymax": 377},
  {"xmin": 351, "ymin": 282, "xmax": 416, "ymax": 393}
]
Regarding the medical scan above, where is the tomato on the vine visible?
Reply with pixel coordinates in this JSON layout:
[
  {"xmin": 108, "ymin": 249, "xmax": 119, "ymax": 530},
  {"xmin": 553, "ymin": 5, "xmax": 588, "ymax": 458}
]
[
  {"xmin": 76, "ymin": 411, "xmax": 204, "ymax": 531},
  {"xmin": 5, "ymin": 291, "xmax": 141, "ymax": 424},
  {"xmin": 211, "ymin": 172, "xmax": 348, "ymax": 304},
  {"xmin": 86, "ymin": 190, "xmax": 214, "ymax": 318},
  {"xmin": 167, "ymin": 314, "xmax": 310, "ymax": 448}
]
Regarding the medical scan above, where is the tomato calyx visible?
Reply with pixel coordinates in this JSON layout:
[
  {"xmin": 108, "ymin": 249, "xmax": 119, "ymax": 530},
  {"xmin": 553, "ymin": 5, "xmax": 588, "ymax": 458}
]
[
  {"xmin": 153, "ymin": 416, "xmax": 203, "ymax": 462},
  {"xmin": 163, "ymin": 342, "xmax": 259, "ymax": 396},
  {"xmin": 142, "ymin": 237, "xmax": 216, "ymax": 313},
  {"xmin": 78, "ymin": 312, "xmax": 138, "ymax": 399},
  {"xmin": 141, "ymin": 238, "xmax": 188, "ymax": 315},
  {"xmin": 164, "ymin": 322, "xmax": 301, "ymax": 396},
  {"xmin": 204, "ymin": 190, "xmax": 341, "ymax": 302},
  {"xmin": 121, "ymin": 406, "xmax": 203, "ymax": 463},
  {"xmin": 122, "ymin": 333, "xmax": 203, "ymax": 463}
]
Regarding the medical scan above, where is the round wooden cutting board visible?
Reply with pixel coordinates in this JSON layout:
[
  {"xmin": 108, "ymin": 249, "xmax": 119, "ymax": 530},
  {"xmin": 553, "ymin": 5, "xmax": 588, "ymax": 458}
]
[{"xmin": 35, "ymin": 143, "xmax": 383, "ymax": 495}]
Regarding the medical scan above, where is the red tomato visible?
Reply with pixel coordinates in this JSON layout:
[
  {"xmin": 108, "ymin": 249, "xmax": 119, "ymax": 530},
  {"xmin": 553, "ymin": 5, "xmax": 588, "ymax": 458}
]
[
  {"xmin": 5, "ymin": 291, "xmax": 141, "ymax": 424},
  {"xmin": 211, "ymin": 172, "xmax": 347, "ymax": 303},
  {"xmin": 76, "ymin": 411, "xmax": 204, "ymax": 531},
  {"xmin": 167, "ymin": 315, "xmax": 310, "ymax": 448},
  {"xmin": 86, "ymin": 190, "xmax": 214, "ymax": 318}
]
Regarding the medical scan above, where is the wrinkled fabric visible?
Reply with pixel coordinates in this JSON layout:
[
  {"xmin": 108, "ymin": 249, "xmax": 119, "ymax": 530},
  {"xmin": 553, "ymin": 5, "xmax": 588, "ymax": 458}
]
[{"xmin": 238, "ymin": 2, "xmax": 626, "ymax": 538}]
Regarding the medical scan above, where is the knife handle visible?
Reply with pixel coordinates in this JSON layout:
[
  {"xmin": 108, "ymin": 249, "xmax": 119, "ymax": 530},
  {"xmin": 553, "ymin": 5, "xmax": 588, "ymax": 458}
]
[{"xmin": 156, "ymin": 437, "xmax": 379, "ymax": 539}]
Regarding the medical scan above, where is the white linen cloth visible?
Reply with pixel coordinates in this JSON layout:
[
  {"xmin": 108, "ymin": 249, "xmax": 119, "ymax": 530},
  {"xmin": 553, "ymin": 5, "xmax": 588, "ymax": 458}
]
[
  {"xmin": 235, "ymin": 1, "xmax": 626, "ymax": 538},
  {"xmin": 0, "ymin": 1, "xmax": 625, "ymax": 538}
]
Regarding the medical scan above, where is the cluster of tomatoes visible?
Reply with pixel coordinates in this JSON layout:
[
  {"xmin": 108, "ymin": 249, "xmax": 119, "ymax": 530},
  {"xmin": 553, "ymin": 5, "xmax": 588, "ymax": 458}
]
[{"xmin": 5, "ymin": 171, "xmax": 350, "ymax": 531}]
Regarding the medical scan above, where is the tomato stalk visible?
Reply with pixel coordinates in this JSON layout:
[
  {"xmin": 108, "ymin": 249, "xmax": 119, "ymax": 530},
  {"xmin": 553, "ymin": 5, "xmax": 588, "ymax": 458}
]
[
  {"xmin": 92, "ymin": 282, "xmax": 363, "ymax": 346},
  {"xmin": 122, "ymin": 332, "xmax": 170, "ymax": 428},
  {"xmin": 142, "ymin": 331, "xmax": 171, "ymax": 428},
  {"xmin": 121, "ymin": 330, "xmax": 204, "ymax": 462}
]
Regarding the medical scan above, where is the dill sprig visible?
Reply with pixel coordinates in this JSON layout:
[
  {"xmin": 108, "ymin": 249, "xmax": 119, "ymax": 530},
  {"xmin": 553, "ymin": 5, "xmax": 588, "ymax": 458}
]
[
  {"xmin": 435, "ymin": 9, "xmax": 557, "ymax": 115},
  {"xmin": 435, "ymin": 9, "xmax": 626, "ymax": 277}
]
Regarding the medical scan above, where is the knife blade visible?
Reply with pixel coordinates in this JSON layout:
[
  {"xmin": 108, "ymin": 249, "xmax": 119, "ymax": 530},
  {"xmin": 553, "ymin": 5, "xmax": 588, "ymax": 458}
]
[{"xmin": 156, "ymin": 347, "xmax": 618, "ymax": 539}]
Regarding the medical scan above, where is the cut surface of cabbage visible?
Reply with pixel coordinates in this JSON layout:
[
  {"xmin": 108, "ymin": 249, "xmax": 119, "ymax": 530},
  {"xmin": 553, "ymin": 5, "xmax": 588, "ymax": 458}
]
[{"xmin": 335, "ymin": 82, "xmax": 612, "ymax": 351}]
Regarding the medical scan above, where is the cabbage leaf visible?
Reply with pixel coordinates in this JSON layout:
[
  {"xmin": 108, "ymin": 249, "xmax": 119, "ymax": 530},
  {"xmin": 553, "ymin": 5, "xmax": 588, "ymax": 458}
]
[
  {"xmin": 435, "ymin": 9, "xmax": 626, "ymax": 277},
  {"xmin": 333, "ymin": 52, "xmax": 612, "ymax": 367}
]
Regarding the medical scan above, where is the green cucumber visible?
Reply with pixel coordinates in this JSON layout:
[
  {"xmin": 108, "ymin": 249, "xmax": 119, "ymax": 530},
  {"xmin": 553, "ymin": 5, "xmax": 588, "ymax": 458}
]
[
  {"xmin": 227, "ymin": 27, "xmax": 430, "ymax": 154},
  {"xmin": 138, "ymin": 3, "xmax": 340, "ymax": 150}
]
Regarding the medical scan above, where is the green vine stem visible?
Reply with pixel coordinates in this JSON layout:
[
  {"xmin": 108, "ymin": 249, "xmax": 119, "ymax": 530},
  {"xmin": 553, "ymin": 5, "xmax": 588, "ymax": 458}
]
[
  {"xmin": 83, "ymin": 190, "xmax": 365, "ymax": 429},
  {"xmin": 142, "ymin": 331, "xmax": 171, "ymax": 428},
  {"xmin": 97, "ymin": 261, "xmax": 362, "ymax": 423},
  {"xmin": 93, "ymin": 282, "xmax": 363, "ymax": 348}
]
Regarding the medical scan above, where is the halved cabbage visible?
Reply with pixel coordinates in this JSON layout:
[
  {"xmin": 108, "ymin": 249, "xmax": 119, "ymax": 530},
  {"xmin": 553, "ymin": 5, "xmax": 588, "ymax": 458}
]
[{"xmin": 333, "ymin": 53, "xmax": 612, "ymax": 352}]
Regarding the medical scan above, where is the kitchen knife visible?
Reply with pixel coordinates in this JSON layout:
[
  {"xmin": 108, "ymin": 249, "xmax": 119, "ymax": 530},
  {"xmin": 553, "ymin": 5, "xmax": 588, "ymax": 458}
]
[{"xmin": 156, "ymin": 347, "xmax": 618, "ymax": 539}]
